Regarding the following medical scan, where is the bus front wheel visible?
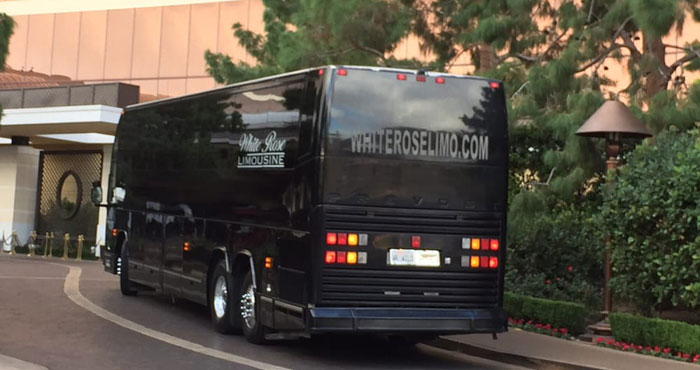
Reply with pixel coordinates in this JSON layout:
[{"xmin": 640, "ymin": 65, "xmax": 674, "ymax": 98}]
[
  {"xmin": 209, "ymin": 260, "xmax": 241, "ymax": 334},
  {"xmin": 240, "ymin": 271, "xmax": 266, "ymax": 344}
]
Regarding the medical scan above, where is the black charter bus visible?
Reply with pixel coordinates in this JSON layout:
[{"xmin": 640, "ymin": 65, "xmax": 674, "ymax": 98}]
[{"xmin": 97, "ymin": 66, "xmax": 509, "ymax": 344}]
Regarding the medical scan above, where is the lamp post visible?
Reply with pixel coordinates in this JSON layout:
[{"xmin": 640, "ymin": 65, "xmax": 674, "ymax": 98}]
[{"xmin": 575, "ymin": 100, "xmax": 651, "ymax": 322}]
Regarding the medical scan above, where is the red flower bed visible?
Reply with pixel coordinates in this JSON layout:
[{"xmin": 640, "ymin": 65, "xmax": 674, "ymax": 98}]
[
  {"xmin": 595, "ymin": 337, "xmax": 700, "ymax": 364},
  {"xmin": 508, "ymin": 317, "xmax": 573, "ymax": 339}
]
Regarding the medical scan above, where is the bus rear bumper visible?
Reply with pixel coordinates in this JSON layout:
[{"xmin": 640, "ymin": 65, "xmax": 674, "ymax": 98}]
[{"xmin": 308, "ymin": 307, "xmax": 507, "ymax": 334}]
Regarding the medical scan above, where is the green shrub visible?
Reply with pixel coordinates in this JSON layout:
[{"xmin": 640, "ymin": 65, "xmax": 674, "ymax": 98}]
[
  {"xmin": 610, "ymin": 312, "xmax": 700, "ymax": 354},
  {"xmin": 506, "ymin": 204, "xmax": 604, "ymax": 308},
  {"xmin": 504, "ymin": 292, "xmax": 588, "ymax": 335},
  {"xmin": 597, "ymin": 129, "xmax": 700, "ymax": 311}
]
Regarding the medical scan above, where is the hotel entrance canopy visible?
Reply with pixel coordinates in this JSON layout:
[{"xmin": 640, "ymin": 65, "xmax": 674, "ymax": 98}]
[{"xmin": 0, "ymin": 83, "xmax": 139, "ymax": 146}]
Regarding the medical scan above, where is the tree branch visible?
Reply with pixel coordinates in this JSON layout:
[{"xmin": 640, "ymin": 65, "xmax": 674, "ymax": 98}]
[
  {"xmin": 576, "ymin": 44, "xmax": 624, "ymax": 72},
  {"xmin": 619, "ymin": 30, "xmax": 642, "ymax": 60},
  {"xmin": 350, "ymin": 40, "xmax": 387, "ymax": 66}
]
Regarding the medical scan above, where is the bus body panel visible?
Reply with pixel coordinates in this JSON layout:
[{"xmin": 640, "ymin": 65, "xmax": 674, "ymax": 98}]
[{"xmin": 102, "ymin": 66, "xmax": 508, "ymax": 337}]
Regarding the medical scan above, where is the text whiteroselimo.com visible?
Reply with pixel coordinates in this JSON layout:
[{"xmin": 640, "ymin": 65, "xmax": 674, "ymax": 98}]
[{"xmin": 350, "ymin": 129, "xmax": 489, "ymax": 160}]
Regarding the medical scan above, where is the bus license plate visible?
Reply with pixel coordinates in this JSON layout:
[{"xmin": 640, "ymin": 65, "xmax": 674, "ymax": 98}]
[{"xmin": 388, "ymin": 249, "xmax": 440, "ymax": 267}]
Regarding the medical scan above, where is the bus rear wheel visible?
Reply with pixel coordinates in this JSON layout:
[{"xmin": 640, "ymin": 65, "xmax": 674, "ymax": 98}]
[
  {"xmin": 240, "ymin": 271, "xmax": 267, "ymax": 344},
  {"xmin": 209, "ymin": 260, "xmax": 241, "ymax": 334}
]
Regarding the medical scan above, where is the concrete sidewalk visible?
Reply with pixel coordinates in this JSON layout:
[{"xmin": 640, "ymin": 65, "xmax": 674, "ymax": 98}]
[{"xmin": 437, "ymin": 329, "xmax": 697, "ymax": 370}]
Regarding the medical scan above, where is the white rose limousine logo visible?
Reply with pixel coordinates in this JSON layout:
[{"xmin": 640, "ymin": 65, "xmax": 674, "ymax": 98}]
[{"xmin": 237, "ymin": 131, "xmax": 287, "ymax": 168}]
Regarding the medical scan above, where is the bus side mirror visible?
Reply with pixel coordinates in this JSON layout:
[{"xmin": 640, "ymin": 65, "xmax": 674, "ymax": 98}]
[
  {"xmin": 91, "ymin": 181, "xmax": 103, "ymax": 206},
  {"xmin": 113, "ymin": 187, "xmax": 126, "ymax": 203}
]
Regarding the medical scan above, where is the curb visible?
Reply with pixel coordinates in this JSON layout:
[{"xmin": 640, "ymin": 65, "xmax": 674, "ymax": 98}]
[{"xmin": 427, "ymin": 337, "xmax": 600, "ymax": 370}]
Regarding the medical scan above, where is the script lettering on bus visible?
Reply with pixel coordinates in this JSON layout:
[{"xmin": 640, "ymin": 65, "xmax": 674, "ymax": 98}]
[
  {"xmin": 349, "ymin": 129, "xmax": 489, "ymax": 161},
  {"xmin": 237, "ymin": 131, "xmax": 287, "ymax": 168}
]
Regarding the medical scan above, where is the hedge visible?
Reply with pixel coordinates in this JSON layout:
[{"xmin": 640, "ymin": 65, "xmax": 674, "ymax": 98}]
[
  {"xmin": 610, "ymin": 312, "xmax": 700, "ymax": 354},
  {"xmin": 504, "ymin": 292, "xmax": 587, "ymax": 335}
]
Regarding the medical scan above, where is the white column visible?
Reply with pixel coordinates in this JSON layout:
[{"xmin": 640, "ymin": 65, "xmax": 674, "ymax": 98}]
[
  {"xmin": 0, "ymin": 145, "xmax": 40, "ymax": 250},
  {"xmin": 94, "ymin": 144, "xmax": 113, "ymax": 256}
]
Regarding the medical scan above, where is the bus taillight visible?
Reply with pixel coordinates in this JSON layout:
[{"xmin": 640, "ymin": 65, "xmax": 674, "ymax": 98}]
[
  {"xmin": 489, "ymin": 257, "xmax": 498, "ymax": 268},
  {"xmin": 325, "ymin": 251, "xmax": 336, "ymax": 264},
  {"xmin": 490, "ymin": 239, "xmax": 499, "ymax": 251},
  {"xmin": 326, "ymin": 233, "xmax": 337, "ymax": 245},
  {"xmin": 337, "ymin": 233, "xmax": 348, "ymax": 245},
  {"xmin": 411, "ymin": 236, "xmax": 421, "ymax": 248}
]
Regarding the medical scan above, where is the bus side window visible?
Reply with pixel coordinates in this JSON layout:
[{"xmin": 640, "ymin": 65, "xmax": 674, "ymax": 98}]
[{"xmin": 298, "ymin": 75, "xmax": 320, "ymax": 157}]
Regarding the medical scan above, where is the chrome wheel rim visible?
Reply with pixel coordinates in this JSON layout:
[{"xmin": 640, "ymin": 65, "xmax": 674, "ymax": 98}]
[
  {"xmin": 213, "ymin": 276, "xmax": 228, "ymax": 319},
  {"xmin": 240, "ymin": 284, "xmax": 256, "ymax": 328}
]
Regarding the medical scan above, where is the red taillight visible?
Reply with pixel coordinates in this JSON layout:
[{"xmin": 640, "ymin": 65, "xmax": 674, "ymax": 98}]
[
  {"xmin": 397, "ymin": 73, "xmax": 407, "ymax": 81},
  {"xmin": 489, "ymin": 81, "xmax": 500, "ymax": 89},
  {"xmin": 318, "ymin": 69, "xmax": 324, "ymax": 76},
  {"xmin": 112, "ymin": 228, "xmax": 118, "ymax": 237},
  {"xmin": 416, "ymin": 75, "xmax": 426, "ymax": 82},
  {"xmin": 489, "ymin": 257, "xmax": 499, "ymax": 269},
  {"xmin": 480, "ymin": 256, "xmax": 489, "ymax": 268},
  {"xmin": 337, "ymin": 69, "xmax": 347, "ymax": 76},
  {"xmin": 435, "ymin": 77, "xmax": 445, "ymax": 84},
  {"xmin": 411, "ymin": 235, "xmax": 421, "ymax": 248},
  {"xmin": 325, "ymin": 251, "xmax": 336, "ymax": 264},
  {"xmin": 490, "ymin": 239, "xmax": 499, "ymax": 251},
  {"xmin": 326, "ymin": 232, "xmax": 337, "ymax": 245},
  {"xmin": 481, "ymin": 238, "xmax": 489, "ymax": 250},
  {"xmin": 337, "ymin": 251, "xmax": 347, "ymax": 264},
  {"xmin": 338, "ymin": 233, "xmax": 348, "ymax": 245}
]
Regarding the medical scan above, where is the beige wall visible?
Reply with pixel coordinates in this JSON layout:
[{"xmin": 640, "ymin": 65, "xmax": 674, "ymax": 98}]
[
  {"xmin": 0, "ymin": 145, "xmax": 40, "ymax": 248},
  {"xmin": 3, "ymin": 1, "xmax": 698, "ymax": 100},
  {"xmin": 5, "ymin": 0, "xmax": 266, "ymax": 98}
]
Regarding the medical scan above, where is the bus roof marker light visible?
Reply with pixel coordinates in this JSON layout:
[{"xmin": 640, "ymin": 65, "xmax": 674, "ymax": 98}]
[
  {"xmin": 490, "ymin": 81, "xmax": 500, "ymax": 89},
  {"xmin": 416, "ymin": 75, "xmax": 426, "ymax": 82},
  {"xmin": 337, "ymin": 69, "xmax": 348, "ymax": 76},
  {"xmin": 318, "ymin": 69, "xmax": 324, "ymax": 76},
  {"xmin": 435, "ymin": 77, "xmax": 445, "ymax": 84},
  {"xmin": 397, "ymin": 73, "xmax": 407, "ymax": 81}
]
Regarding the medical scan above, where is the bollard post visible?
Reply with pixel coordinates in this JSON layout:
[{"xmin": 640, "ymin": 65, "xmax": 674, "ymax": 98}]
[
  {"xmin": 9, "ymin": 230, "xmax": 18, "ymax": 255},
  {"xmin": 62, "ymin": 233, "xmax": 70, "ymax": 260},
  {"xmin": 76, "ymin": 235, "xmax": 84, "ymax": 261},
  {"xmin": 43, "ymin": 232, "xmax": 49, "ymax": 258},
  {"xmin": 28, "ymin": 231, "xmax": 37, "ymax": 256},
  {"xmin": 48, "ymin": 232, "xmax": 55, "ymax": 258}
]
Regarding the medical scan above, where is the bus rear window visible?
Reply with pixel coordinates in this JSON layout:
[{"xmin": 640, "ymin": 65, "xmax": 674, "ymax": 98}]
[{"xmin": 325, "ymin": 70, "xmax": 506, "ymax": 164}]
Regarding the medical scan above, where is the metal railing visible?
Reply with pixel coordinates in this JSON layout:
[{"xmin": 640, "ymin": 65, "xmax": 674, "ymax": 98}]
[
  {"xmin": 1, "ymin": 230, "xmax": 99, "ymax": 261},
  {"xmin": 0, "ymin": 82, "xmax": 139, "ymax": 109}
]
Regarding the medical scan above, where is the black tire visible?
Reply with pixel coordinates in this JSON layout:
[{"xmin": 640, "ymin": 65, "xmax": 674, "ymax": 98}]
[
  {"xmin": 240, "ymin": 271, "xmax": 267, "ymax": 344},
  {"xmin": 119, "ymin": 245, "xmax": 137, "ymax": 296},
  {"xmin": 209, "ymin": 260, "xmax": 242, "ymax": 334}
]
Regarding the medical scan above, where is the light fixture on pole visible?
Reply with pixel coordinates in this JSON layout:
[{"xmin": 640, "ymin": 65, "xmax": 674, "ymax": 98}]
[{"xmin": 575, "ymin": 100, "xmax": 651, "ymax": 326}]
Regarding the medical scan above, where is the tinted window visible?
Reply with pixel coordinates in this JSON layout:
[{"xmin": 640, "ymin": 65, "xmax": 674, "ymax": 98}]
[{"xmin": 326, "ymin": 70, "xmax": 507, "ymax": 165}]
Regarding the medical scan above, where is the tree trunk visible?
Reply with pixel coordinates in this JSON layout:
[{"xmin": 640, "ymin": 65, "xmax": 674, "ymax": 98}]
[
  {"xmin": 478, "ymin": 43, "xmax": 496, "ymax": 72},
  {"xmin": 642, "ymin": 32, "xmax": 669, "ymax": 98}
]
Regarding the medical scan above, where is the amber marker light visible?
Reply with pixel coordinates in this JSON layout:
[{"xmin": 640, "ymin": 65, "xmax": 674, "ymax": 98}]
[
  {"xmin": 183, "ymin": 241, "xmax": 191, "ymax": 252},
  {"xmin": 265, "ymin": 257, "xmax": 273, "ymax": 269},
  {"xmin": 347, "ymin": 252, "xmax": 358, "ymax": 264},
  {"xmin": 471, "ymin": 238, "xmax": 480, "ymax": 250},
  {"xmin": 112, "ymin": 228, "xmax": 118, "ymax": 237},
  {"xmin": 470, "ymin": 256, "xmax": 480, "ymax": 268},
  {"xmin": 348, "ymin": 233, "xmax": 358, "ymax": 246}
]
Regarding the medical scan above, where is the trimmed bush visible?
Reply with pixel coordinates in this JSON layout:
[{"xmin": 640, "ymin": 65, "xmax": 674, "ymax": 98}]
[
  {"xmin": 504, "ymin": 292, "xmax": 588, "ymax": 335},
  {"xmin": 610, "ymin": 312, "xmax": 700, "ymax": 355}
]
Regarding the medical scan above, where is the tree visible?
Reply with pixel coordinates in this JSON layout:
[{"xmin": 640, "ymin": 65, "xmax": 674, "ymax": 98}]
[
  {"xmin": 0, "ymin": 13, "xmax": 14, "ymax": 127},
  {"xmin": 205, "ymin": 0, "xmax": 426, "ymax": 84},
  {"xmin": 413, "ymin": 0, "xmax": 700, "ymax": 216}
]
